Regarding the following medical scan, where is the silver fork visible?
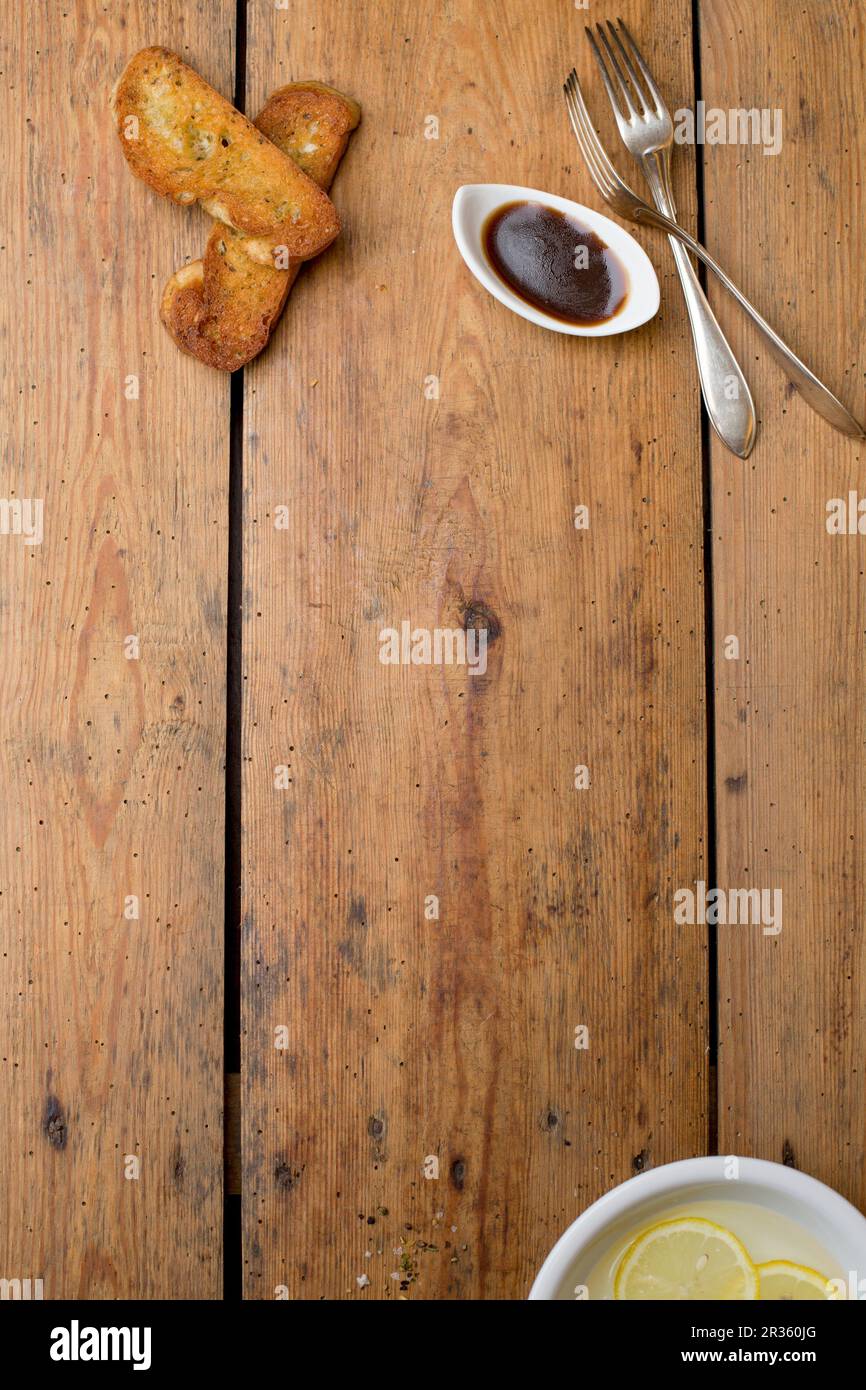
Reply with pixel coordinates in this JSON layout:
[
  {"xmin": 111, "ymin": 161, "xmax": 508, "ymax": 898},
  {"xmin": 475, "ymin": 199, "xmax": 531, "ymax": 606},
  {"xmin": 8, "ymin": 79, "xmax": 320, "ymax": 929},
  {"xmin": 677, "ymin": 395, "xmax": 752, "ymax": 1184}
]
[
  {"xmin": 561, "ymin": 73, "xmax": 866, "ymax": 439},
  {"xmin": 563, "ymin": 69, "xmax": 865, "ymax": 439},
  {"xmin": 587, "ymin": 19, "xmax": 755, "ymax": 458}
]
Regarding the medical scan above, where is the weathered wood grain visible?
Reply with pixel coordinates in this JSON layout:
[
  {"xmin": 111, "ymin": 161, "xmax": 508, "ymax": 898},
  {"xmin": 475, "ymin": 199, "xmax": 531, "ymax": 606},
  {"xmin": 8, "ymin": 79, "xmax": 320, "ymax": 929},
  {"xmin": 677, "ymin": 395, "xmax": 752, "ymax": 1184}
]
[
  {"xmin": 241, "ymin": 0, "xmax": 708, "ymax": 1298},
  {"xmin": 0, "ymin": 1, "xmax": 232, "ymax": 1297},
  {"xmin": 700, "ymin": 0, "xmax": 866, "ymax": 1201}
]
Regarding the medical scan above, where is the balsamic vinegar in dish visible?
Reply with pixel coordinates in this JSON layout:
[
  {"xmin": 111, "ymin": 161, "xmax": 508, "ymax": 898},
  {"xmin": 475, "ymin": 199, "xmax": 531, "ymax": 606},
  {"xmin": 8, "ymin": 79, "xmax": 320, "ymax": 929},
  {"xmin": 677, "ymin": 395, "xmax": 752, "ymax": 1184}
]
[{"xmin": 482, "ymin": 199, "xmax": 628, "ymax": 326}]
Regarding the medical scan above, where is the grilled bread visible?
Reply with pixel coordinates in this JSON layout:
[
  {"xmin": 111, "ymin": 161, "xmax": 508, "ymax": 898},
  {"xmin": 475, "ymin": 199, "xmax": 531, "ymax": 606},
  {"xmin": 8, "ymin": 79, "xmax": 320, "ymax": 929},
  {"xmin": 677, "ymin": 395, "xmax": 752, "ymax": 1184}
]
[
  {"xmin": 161, "ymin": 82, "xmax": 360, "ymax": 371},
  {"xmin": 112, "ymin": 48, "xmax": 340, "ymax": 261}
]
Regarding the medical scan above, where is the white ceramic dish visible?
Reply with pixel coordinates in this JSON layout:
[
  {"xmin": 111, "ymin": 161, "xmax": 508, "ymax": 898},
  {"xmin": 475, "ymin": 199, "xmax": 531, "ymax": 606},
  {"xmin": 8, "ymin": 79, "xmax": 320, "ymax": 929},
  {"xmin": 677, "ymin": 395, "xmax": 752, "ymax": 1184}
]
[
  {"xmin": 529, "ymin": 1156, "xmax": 866, "ymax": 1300},
  {"xmin": 452, "ymin": 182, "xmax": 660, "ymax": 337}
]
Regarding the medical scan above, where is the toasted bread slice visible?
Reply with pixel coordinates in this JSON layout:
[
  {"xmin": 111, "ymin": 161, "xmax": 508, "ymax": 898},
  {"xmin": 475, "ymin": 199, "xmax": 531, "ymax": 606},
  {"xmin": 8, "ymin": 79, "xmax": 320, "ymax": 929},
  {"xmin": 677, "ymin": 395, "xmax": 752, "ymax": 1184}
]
[
  {"xmin": 112, "ymin": 48, "xmax": 340, "ymax": 261},
  {"xmin": 161, "ymin": 82, "xmax": 360, "ymax": 371}
]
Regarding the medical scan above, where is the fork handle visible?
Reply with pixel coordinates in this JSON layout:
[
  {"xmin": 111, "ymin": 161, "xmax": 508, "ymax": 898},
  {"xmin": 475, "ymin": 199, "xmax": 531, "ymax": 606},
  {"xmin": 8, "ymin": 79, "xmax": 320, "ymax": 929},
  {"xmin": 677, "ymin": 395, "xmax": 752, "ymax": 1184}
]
[
  {"xmin": 641, "ymin": 156, "xmax": 756, "ymax": 458},
  {"xmin": 635, "ymin": 204, "xmax": 865, "ymax": 439}
]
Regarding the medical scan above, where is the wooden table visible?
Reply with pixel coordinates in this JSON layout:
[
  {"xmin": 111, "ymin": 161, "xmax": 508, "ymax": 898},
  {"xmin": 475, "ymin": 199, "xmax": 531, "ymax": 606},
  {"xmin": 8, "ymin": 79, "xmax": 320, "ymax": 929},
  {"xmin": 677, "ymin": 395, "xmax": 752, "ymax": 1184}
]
[{"xmin": 1, "ymin": 0, "xmax": 863, "ymax": 1300}]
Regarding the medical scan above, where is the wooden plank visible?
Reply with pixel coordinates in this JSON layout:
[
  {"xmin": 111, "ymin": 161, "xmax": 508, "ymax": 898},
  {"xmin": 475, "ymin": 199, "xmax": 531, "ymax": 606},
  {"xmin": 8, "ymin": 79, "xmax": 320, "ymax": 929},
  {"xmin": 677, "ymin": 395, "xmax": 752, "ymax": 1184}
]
[
  {"xmin": 0, "ymin": 1, "xmax": 233, "ymax": 1297},
  {"xmin": 241, "ymin": 0, "xmax": 708, "ymax": 1298},
  {"xmin": 701, "ymin": 1, "xmax": 866, "ymax": 1201}
]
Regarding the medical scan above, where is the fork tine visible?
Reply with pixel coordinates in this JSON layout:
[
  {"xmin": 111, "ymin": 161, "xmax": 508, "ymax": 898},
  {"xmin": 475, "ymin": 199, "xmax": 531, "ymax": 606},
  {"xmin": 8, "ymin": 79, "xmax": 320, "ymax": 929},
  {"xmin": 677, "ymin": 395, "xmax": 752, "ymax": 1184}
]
[
  {"xmin": 603, "ymin": 20, "xmax": 650, "ymax": 117},
  {"xmin": 563, "ymin": 68, "xmax": 647, "ymax": 216},
  {"xmin": 565, "ymin": 69, "xmax": 623, "ymax": 194},
  {"xmin": 563, "ymin": 74, "xmax": 610, "ymax": 196},
  {"xmin": 614, "ymin": 16, "xmax": 666, "ymax": 119},
  {"xmin": 563, "ymin": 74, "xmax": 612, "ymax": 199},
  {"xmin": 587, "ymin": 24, "xmax": 638, "ymax": 121}
]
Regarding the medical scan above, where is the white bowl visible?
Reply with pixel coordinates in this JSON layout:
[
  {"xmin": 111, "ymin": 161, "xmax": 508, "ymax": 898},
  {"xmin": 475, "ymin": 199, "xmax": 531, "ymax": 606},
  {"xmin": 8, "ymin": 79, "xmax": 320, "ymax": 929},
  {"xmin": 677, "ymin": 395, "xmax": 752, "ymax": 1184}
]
[
  {"xmin": 529, "ymin": 1156, "xmax": 866, "ymax": 1299},
  {"xmin": 452, "ymin": 182, "xmax": 660, "ymax": 337}
]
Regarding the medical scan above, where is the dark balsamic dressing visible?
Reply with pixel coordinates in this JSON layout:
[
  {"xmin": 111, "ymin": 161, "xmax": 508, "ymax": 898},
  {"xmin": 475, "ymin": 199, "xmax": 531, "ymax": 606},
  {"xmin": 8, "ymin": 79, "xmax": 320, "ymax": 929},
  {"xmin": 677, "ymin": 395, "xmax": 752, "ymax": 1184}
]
[{"xmin": 483, "ymin": 200, "xmax": 629, "ymax": 325}]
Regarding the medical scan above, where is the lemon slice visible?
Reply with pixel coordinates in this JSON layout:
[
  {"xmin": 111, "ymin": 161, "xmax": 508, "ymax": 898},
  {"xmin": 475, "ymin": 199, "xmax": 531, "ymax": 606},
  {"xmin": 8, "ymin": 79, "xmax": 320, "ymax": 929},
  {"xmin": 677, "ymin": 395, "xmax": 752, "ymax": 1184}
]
[
  {"xmin": 614, "ymin": 1217, "xmax": 759, "ymax": 1300},
  {"xmin": 757, "ymin": 1260, "xmax": 834, "ymax": 1300}
]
